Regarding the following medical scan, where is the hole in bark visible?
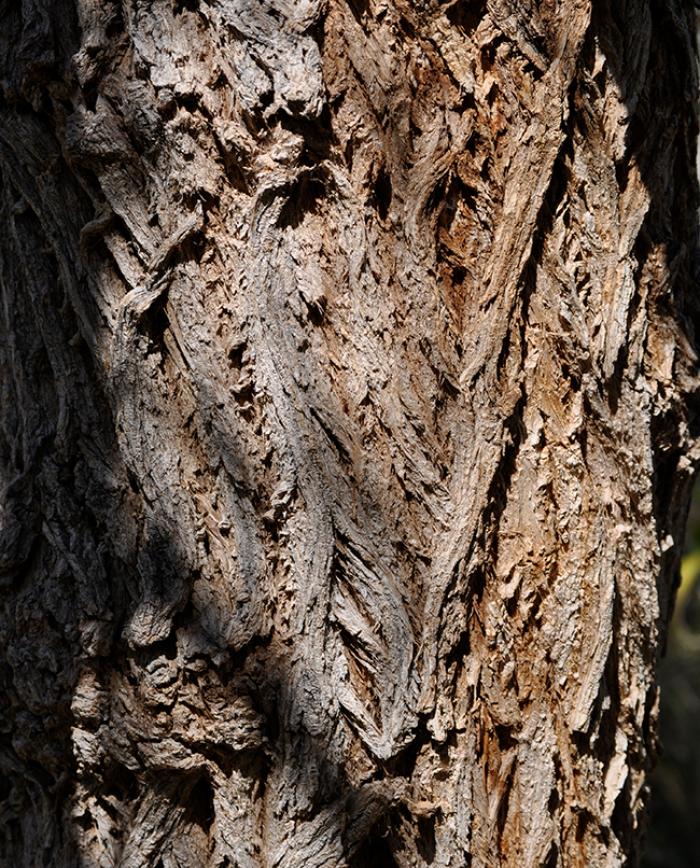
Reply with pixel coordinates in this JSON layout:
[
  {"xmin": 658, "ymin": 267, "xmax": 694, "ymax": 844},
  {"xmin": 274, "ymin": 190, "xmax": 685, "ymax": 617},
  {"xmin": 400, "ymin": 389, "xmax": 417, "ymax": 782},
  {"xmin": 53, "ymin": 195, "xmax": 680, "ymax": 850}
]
[
  {"xmin": 470, "ymin": 565, "xmax": 486, "ymax": 601},
  {"xmin": 350, "ymin": 822, "xmax": 398, "ymax": 867},
  {"xmin": 344, "ymin": 137, "xmax": 354, "ymax": 170},
  {"xmin": 372, "ymin": 167, "xmax": 392, "ymax": 221},
  {"xmin": 177, "ymin": 92, "xmax": 209, "ymax": 118},
  {"xmin": 382, "ymin": 726, "xmax": 426, "ymax": 779},
  {"xmin": 307, "ymin": 304, "xmax": 325, "ymax": 326},
  {"xmin": 276, "ymin": 107, "xmax": 335, "ymax": 164},
  {"xmin": 158, "ymin": 98, "xmax": 177, "ymax": 122},
  {"xmin": 465, "ymin": 132, "xmax": 481, "ymax": 156},
  {"xmin": 443, "ymin": 0, "xmax": 487, "ymax": 36},
  {"xmin": 495, "ymin": 724, "xmax": 517, "ymax": 751},
  {"xmin": 399, "ymin": 15, "xmax": 416, "ymax": 38},
  {"xmin": 523, "ymin": 60, "xmax": 544, "ymax": 82},
  {"xmin": 188, "ymin": 774, "xmax": 215, "ymax": 832},
  {"xmin": 73, "ymin": 810, "xmax": 94, "ymax": 830},
  {"xmin": 142, "ymin": 303, "xmax": 170, "ymax": 364},
  {"xmin": 83, "ymin": 82, "xmax": 98, "ymax": 112},
  {"xmin": 604, "ymin": 336, "xmax": 629, "ymax": 415},
  {"xmin": 416, "ymin": 814, "xmax": 436, "ymax": 863},
  {"xmin": 575, "ymin": 807, "xmax": 594, "ymax": 842},
  {"xmin": 103, "ymin": 763, "xmax": 140, "ymax": 805},
  {"xmin": 458, "ymin": 90, "xmax": 477, "ymax": 113},
  {"xmin": 139, "ymin": 630, "xmax": 179, "ymax": 663},
  {"xmin": 105, "ymin": 7, "xmax": 125, "ymax": 38},
  {"xmin": 125, "ymin": 466, "xmax": 141, "ymax": 495},
  {"xmin": 452, "ymin": 265, "xmax": 466, "ymax": 285},
  {"xmin": 345, "ymin": 0, "xmax": 370, "ymax": 26},
  {"xmin": 173, "ymin": 0, "xmax": 199, "ymax": 13},
  {"xmin": 480, "ymin": 42, "xmax": 497, "ymax": 71},
  {"xmin": 486, "ymin": 82, "xmax": 498, "ymax": 108},
  {"xmin": 277, "ymin": 173, "xmax": 326, "ymax": 228},
  {"xmin": 543, "ymin": 843, "xmax": 559, "ymax": 868},
  {"xmin": 228, "ymin": 341, "xmax": 247, "ymax": 370}
]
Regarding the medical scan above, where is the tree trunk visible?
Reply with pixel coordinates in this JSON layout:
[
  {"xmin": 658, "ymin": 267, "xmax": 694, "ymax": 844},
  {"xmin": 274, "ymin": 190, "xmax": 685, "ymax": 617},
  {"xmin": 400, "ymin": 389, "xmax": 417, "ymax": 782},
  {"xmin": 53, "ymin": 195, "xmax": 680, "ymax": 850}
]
[{"xmin": 1, "ymin": 1, "xmax": 698, "ymax": 865}]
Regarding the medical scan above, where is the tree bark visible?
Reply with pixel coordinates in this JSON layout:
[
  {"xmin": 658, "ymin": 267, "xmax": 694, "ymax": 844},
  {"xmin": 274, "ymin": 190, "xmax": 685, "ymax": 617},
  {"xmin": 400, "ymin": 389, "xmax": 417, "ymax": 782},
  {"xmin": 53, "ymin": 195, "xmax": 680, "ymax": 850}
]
[{"xmin": 1, "ymin": 1, "xmax": 698, "ymax": 865}]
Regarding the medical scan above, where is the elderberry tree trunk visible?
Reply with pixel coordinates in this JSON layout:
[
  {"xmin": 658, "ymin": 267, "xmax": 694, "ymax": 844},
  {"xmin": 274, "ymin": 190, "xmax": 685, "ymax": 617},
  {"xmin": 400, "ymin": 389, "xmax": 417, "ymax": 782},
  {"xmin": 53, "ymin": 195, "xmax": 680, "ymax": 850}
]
[{"xmin": 1, "ymin": 1, "xmax": 698, "ymax": 866}]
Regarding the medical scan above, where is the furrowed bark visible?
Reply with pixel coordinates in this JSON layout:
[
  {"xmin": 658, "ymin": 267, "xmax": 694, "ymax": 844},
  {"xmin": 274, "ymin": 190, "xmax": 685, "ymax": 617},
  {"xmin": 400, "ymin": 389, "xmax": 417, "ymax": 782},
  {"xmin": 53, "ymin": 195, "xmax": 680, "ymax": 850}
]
[{"xmin": 1, "ymin": 1, "xmax": 698, "ymax": 866}]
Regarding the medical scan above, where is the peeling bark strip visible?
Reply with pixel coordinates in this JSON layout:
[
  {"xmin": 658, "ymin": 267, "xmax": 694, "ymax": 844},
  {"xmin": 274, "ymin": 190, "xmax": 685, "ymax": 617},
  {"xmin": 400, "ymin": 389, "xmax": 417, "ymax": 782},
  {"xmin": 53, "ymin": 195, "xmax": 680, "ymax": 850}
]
[{"xmin": 0, "ymin": 1, "xmax": 698, "ymax": 865}]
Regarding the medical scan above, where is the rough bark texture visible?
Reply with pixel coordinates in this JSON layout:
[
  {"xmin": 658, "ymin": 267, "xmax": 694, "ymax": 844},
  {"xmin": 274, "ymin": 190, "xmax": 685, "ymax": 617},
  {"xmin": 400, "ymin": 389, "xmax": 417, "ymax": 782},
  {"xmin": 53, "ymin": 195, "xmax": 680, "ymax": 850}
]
[{"xmin": 1, "ymin": 1, "xmax": 699, "ymax": 866}]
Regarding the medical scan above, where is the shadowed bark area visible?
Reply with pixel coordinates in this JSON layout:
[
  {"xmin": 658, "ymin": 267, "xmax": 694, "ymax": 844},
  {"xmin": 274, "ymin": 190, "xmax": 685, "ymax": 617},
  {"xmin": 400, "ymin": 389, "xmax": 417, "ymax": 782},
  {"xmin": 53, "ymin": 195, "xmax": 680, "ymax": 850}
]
[{"xmin": 0, "ymin": 1, "xmax": 698, "ymax": 866}]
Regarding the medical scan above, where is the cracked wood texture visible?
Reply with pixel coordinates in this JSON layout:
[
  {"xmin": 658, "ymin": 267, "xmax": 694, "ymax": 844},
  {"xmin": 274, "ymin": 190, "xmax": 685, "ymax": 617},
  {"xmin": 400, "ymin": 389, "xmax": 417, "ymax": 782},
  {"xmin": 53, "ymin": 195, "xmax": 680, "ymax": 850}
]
[{"xmin": 1, "ymin": 1, "xmax": 699, "ymax": 866}]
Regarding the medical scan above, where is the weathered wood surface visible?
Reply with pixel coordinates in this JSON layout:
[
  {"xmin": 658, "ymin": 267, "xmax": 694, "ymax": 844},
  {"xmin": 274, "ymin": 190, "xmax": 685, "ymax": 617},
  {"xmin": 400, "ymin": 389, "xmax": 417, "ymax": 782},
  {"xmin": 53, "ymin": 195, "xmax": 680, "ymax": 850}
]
[{"xmin": 0, "ymin": 1, "xmax": 698, "ymax": 865}]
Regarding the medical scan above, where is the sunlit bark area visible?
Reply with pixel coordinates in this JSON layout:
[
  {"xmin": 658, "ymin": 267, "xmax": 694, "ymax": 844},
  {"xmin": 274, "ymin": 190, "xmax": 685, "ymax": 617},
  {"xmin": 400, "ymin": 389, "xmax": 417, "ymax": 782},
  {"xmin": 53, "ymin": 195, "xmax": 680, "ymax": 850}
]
[{"xmin": 0, "ymin": 1, "xmax": 698, "ymax": 865}]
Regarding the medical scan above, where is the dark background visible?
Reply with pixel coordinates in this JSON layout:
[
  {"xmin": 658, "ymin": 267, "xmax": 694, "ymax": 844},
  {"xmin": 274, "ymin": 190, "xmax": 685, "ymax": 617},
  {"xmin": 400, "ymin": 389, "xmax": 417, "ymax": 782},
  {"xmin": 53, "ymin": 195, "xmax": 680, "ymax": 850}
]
[{"xmin": 643, "ymin": 481, "xmax": 700, "ymax": 866}]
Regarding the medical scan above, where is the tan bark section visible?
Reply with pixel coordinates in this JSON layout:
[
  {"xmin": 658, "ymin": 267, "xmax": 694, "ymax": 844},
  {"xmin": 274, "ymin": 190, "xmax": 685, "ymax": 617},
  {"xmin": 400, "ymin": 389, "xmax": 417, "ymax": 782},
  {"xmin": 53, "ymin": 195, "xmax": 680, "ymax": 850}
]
[{"xmin": 0, "ymin": 1, "xmax": 698, "ymax": 866}]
